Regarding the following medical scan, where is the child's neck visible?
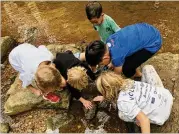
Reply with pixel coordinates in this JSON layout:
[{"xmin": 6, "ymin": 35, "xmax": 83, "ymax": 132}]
[{"xmin": 38, "ymin": 61, "xmax": 51, "ymax": 68}]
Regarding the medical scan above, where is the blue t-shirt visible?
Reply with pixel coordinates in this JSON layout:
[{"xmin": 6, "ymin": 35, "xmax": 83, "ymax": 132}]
[{"xmin": 106, "ymin": 23, "xmax": 162, "ymax": 67}]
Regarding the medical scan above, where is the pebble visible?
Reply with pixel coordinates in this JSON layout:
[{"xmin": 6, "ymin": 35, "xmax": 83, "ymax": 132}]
[
  {"xmin": 172, "ymin": 78, "xmax": 176, "ymax": 82},
  {"xmin": 27, "ymin": 129, "xmax": 33, "ymax": 133},
  {"xmin": 28, "ymin": 115, "xmax": 33, "ymax": 119}
]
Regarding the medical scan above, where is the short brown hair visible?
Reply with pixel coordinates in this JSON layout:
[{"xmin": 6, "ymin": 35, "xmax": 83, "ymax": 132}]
[
  {"xmin": 35, "ymin": 65, "xmax": 62, "ymax": 93},
  {"xmin": 67, "ymin": 66, "xmax": 88, "ymax": 90}
]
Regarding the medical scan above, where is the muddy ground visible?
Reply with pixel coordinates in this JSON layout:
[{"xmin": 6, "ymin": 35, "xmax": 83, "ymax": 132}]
[
  {"xmin": 1, "ymin": 1, "xmax": 179, "ymax": 53},
  {"xmin": 1, "ymin": 1, "xmax": 179, "ymax": 133}
]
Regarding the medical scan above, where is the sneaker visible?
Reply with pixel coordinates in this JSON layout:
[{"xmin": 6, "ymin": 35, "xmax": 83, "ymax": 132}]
[{"xmin": 43, "ymin": 93, "xmax": 61, "ymax": 103}]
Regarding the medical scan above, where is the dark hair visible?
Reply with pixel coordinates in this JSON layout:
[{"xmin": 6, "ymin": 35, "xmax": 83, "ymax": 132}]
[
  {"xmin": 85, "ymin": 40, "xmax": 106, "ymax": 66},
  {"xmin": 85, "ymin": 1, "xmax": 102, "ymax": 20}
]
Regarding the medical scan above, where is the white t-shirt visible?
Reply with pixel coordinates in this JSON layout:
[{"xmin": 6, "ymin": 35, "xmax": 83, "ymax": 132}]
[
  {"xmin": 117, "ymin": 81, "xmax": 173, "ymax": 125},
  {"xmin": 9, "ymin": 43, "xmax": 53, "ymax": 88}
]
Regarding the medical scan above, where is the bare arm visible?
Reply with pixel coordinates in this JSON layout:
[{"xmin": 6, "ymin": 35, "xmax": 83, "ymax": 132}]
[
  {"xmin": 136, "ymin": 111, "xmax": 150, "ymax": 133},
  {"xmin": 27, "ymin": 85, "xmax": 41, "ymax": 96},
  {"xmin": 79, "ymin": 97, "xmax": 93, "ymax": 109},
  {"xmin": 93, "ymin": 96, "xmax": 104, "ymax": 102},
  {"xmin": 114, "ymin": 66, "xmax": 123, "ymax": 75}
]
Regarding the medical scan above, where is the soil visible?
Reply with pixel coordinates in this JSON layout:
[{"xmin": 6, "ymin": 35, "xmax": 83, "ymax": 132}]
[{"xmin": 1, "ymin": 1, "xmax": 179, "ymax": 53}]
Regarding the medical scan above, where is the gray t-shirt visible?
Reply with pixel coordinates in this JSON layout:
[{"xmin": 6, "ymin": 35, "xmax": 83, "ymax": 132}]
[{"xmin": 117, "ymin": 81, "xmax": 173, "ymax": 125}]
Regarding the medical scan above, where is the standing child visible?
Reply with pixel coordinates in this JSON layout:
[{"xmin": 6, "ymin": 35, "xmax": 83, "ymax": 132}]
[
  {"xmin": 9, "ymin": 43, "xmax": 66, "ymax": 103},
  {"xmin": 74, "ymin": 1, "xmax": 120, "ymax": 62},
  {"xmin": 85, "ymin": 1, "xmax": 121, "ymax": 43},
  {"xmin": 94, "ymin": 65, "xmax": 173, "ymax": 133}
]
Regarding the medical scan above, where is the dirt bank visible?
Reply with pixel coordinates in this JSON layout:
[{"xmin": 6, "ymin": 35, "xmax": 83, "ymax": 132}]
[{"xmin": 1, "ymin": 1, "xmax": 179, "ymax": 53}]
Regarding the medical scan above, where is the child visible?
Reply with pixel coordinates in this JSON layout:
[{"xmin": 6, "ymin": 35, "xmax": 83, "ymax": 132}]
[
  {"xmin": 94, "ymin": 65, "xmax": 173, "ymax": 133},
  {"xmin": 9, "ymin": 43, "xmax": 66, "ymax": 103},
  {"xmin": 67, "ymin": 66, "xmax": 88, "ymax": 91},
  {"xmin": 85, "ymin": 23, "xmax": 162, "ymax": 78},
  {"xmin": 53, "ymin": 51, "xmax": 96, "ymax": 109},
  {"xmin": 86, "ymin": 1, "xmax": 121, "ymax": 43}
]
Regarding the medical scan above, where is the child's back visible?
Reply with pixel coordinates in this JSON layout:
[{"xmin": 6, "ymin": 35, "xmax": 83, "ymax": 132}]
[
  {"xmin": 117, "ymin": 80, "xmax": 173, "ymax": 125},
  {"xmin": 9, "ymin": 43, "xmax": 53, "ymax": 87}
]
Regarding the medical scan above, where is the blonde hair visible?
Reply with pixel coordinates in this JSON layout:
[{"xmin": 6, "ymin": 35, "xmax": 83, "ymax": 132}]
[
  {"xmin": 67, "ymin": 66, "xmax": 88, "ymax": 90},
  {"xmin": 96, "ymin": 71, "xmax": 134, "ymax": 101},
  {"xmin": 35, "ymin": 65, "xmax": 62, "ymax": 93}
]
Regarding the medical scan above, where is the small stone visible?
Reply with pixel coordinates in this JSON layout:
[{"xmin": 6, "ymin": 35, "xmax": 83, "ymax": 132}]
[
  {"xmin": 172, "ymin": 78, "xmax": 176, "ymax": 81},
  {"xmin": 27, "ymin": 129, "xmax": 33, "ymax": 133},
  {"xmin": 77, "ymin": 125, "xmax": 81, "ymax": 129},
  {"xmin": 28, "ymin": 115, "xmax": 33, "ymax": 119},
  {"xmin": 0, "ymin": 64, "xmax": 5, "ymax": 69},
  {"xmin": 0, "ymin": 123, "xmax": 10, "ymax": 133}
]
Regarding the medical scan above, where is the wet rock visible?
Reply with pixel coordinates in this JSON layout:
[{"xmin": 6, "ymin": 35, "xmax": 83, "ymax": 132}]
[
  {"xmin": 81, "ymin": 118, "xmax": 107, "ymax": 133},
  {"xmin": 96, "ymin": 111, "xmax": 110, "ymax": 124},
  {"xmin": 142, "ymin": 52, "xmax": 179, "ymax": 133},
  {"xmin": 83, "ymin": 102, "xmax": 97, "ymax": 120},
  {"xmin": 84, "ymin": 126, "xmax": 107, "ymax": 134},
  {"xmin": 98, "ymin": 100, "xmax": 110, "ymax": 109},
  {"xmin": 46, "ymin": 128, "xmax": 59, "ymax": 134},
  {"xmin": 0, "ymin": 123, "xmax": 10, "ymax": 133},
  {"xmin": 0, "ymin": 36, "xmax": 16, "ymax": 63},
  {"xmin": 0, "ymin": 64, "xmax": 5, "ymax": 69},
  {"xmin": 46, "ymin": 111, "xmax": 74, "ymax": 131},
  {"xmin": 4, "ymin": 76, "xmax": 70, "ymax": 115}
]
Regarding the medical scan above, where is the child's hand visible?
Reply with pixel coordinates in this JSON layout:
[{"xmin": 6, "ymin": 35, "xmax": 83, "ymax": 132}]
[
  {"xmin": 107, "ymin": 62, "xmax": 114, "ymax": 70},
  {"xmin": 93, "ymin": 96, "xmax": 104, "ymax": 102},
  {"xmin": 82, "ymin": 100, "xmax": 93, "ymax": 109},
  {"xmin": 79, "ymin": 97, "xmax": 93, "ymax": 109}
]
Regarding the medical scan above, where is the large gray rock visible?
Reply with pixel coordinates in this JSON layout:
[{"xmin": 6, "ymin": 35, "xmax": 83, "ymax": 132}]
[
  {"xmin": 142, "ymin": 52, "xmax": 179, "ymax": 133},
  {"xmin": 4, "ymin": 76, "xmax": 71, "ymax": 115},
  {"xmin": 0, "ymin": 36, "xmax": 16, "ymax": 63},
  {"xmin": 47, "ymin": 44, "xmax": 80, "ymax": 56}
]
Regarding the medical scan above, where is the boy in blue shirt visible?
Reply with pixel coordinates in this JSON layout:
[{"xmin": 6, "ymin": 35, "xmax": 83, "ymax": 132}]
[
  {"xmin": 85, "ymin": 23, "xmax": 162, "ymax": 78},
  {"xmin": 85, "ymin": 1, "xmax": 121, "ymax": 43}
]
